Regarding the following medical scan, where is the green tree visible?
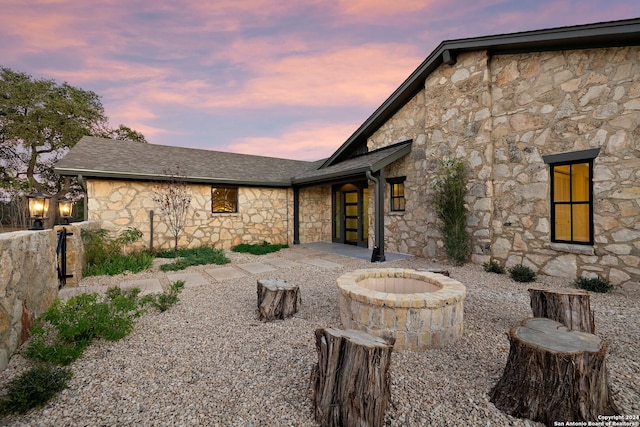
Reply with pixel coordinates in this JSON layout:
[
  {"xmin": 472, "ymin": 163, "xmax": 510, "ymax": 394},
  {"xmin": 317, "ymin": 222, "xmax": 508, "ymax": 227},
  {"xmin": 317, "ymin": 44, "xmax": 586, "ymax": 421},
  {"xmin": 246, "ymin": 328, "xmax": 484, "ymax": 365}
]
[
  {"xmin": 0, "ymin": 67, "xmax": 145, "ymax": 228},
  {"xmin": 102, "ymin": 124, "xmax": 148, "ymax": 144}
]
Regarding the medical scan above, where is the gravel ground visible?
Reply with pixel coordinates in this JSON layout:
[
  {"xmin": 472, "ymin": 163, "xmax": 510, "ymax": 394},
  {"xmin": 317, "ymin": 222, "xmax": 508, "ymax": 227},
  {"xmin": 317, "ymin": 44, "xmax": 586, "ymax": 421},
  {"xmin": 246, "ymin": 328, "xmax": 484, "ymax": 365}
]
[{"xmin": 1, "ymin": 247, "xmax": 638, "ymax": 426}]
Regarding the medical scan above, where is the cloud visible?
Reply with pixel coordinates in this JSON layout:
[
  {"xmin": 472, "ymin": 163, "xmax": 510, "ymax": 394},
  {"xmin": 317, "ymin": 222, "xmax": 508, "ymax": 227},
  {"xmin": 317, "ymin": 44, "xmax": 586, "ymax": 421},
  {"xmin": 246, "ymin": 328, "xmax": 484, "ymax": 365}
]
[{"xmin": 220, "ymin": 120, "xmax": 359, "ymax": 160}]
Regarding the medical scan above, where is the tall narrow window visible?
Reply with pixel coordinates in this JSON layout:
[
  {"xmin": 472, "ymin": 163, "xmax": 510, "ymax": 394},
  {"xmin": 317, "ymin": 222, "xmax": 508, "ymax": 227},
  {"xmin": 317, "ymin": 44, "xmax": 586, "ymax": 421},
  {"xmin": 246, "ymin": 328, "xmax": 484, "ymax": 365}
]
[
  {"xmin": 211, "ymin": 186, "xmax": 238, "ymax": 213},
  {"xmin": 387, "ymin": 177, "xmax": 406, "ymax": 212},
  {"xmin": 544, "ymin": 149, "xmax": 598, "ymax": 245}
]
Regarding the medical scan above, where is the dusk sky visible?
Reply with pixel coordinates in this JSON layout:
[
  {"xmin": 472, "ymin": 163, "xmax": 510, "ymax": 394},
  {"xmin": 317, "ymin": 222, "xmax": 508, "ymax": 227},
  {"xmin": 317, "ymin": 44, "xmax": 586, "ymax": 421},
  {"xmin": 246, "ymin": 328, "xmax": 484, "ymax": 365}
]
[{"xmin": 2, "ymin": 1, "xmax": 639, "ymax": 161}]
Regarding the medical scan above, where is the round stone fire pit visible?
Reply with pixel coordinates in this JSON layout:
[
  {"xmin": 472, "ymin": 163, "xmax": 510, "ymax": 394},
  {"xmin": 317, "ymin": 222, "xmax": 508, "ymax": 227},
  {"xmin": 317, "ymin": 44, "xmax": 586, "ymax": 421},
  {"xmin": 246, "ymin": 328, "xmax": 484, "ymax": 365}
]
[{"xmin": 337, "ymin": 268, "xmax": 466, "ymax": 351}]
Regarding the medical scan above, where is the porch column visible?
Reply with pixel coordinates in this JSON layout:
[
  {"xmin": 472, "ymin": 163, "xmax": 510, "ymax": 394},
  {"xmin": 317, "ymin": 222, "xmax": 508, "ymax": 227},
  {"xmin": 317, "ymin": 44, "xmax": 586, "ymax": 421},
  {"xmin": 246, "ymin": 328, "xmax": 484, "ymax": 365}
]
[{"xmin": 293, "ymin": 186, "xmax": 300, "ymax": 244}]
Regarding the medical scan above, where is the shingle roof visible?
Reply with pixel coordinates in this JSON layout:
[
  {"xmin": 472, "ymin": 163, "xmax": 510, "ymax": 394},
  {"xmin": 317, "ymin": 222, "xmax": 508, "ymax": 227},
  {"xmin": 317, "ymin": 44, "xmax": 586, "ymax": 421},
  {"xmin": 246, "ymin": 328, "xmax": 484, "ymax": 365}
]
[
  {"xmin": 292, "ymin": 140, "xmax": 412, "ymax": 185},
  {"xmin": 55, "ymin": 136, "xmax": 321, "ymax": 187}
]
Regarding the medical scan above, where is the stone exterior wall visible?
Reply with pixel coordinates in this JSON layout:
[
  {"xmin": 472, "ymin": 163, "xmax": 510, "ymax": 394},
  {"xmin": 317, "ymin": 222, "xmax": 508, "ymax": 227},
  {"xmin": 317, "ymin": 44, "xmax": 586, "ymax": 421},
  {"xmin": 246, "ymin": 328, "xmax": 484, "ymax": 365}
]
[
  {"xmin": 368, "ymin": 47, "xmax": 640, "ymax": 289},
  {"xmin": 0, "ymin": 230, "xmax": 58, "ymax": 370},
  {"xmin": 87, "ymin": 180, "xmax": 293, "ymax": 250},
  {"xmin": 297, "ymin": 185, "xmax": 332, "ymax": 243}
]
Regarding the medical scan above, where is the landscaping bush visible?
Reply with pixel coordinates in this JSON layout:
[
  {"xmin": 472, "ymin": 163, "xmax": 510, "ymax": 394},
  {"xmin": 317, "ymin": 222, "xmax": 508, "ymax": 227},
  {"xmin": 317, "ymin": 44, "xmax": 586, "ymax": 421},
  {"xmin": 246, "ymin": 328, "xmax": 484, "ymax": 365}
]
[
  {"xmin": 483, "ymin": 259, "xmax": 506, "ymax": 274},
  {"xmin": 14, "ymin": 283, "xmax": 184, "ymax": 413},
  {"xmin": 157, "ymin": 246, "xmax": 229, "ymax": 271},
  {"xmin": 0, "ymin": 365, "xmax": 72, "ymax": 414},
  {"xmin": 231, "ymin": 241, "xmax": 289, "ymax": 255},
  {"xmin": 508, "ymin": 264, "xmax": 537, "ymax": 283},
  {"xmin": 574, "ymin": 276, "xmax": 613, "ymax": 293},
  {"xmin": 26, "ymin": 289, "xmax": 145, "ymax": 365},
  {"xmin": 431, "ymin": 158, "xmax": 470, "ymax": 266},
  {"xmin": 82, "ymin": 227, "xmax": 151, "ymax": 276}
]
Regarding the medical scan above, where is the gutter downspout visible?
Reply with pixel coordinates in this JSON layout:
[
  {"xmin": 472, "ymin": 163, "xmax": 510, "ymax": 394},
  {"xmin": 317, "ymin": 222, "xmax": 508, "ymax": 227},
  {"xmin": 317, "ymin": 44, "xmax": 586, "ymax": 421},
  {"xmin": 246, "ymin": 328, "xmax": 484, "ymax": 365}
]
[
  {"xmin": 293, "ymin": 187, "xmax": 300, "ymax": 244},
  {"xmin": 366, "ymin": 170, "xmax": 385, "ymax": 262}
]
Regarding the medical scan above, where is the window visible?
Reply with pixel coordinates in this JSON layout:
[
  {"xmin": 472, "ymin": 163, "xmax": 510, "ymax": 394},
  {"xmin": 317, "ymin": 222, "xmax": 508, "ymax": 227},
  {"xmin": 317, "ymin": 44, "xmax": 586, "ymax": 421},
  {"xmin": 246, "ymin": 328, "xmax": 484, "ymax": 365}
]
[
  {"xmin": 211, "ymin": 186, "xmax": 238, "ymax": 213},
  {"xmin": 387, "ymin": 177, "xmax": 406, "ymax": 212},
  {"xmin": 543, "ymin": 149, "xmax": 598, "ymax": 245}
]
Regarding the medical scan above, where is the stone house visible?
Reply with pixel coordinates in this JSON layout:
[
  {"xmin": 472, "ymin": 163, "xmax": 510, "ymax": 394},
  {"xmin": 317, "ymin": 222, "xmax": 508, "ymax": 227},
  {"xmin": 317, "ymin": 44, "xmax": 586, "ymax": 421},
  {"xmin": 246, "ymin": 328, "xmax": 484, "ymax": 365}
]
[{"xmin": 55, "ymin": 18, "xmax": 640, "ymax": 290}]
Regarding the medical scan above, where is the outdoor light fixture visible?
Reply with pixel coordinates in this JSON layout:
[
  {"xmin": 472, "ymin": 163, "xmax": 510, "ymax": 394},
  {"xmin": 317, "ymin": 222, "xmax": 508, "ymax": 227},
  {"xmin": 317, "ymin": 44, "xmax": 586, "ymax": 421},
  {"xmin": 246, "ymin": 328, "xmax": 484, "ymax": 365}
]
[
  {"xmin": 26, "ymin": 191, "xmax": 51, "ymax": 230},
  {"xmin": 58, "ymin": 197, "xmax": 74, "ymax": 225}
]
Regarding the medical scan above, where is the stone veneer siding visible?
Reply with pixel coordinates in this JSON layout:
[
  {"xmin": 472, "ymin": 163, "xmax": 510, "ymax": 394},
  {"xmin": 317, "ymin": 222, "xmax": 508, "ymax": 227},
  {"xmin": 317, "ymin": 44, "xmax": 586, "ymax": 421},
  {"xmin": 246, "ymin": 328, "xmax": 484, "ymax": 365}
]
[
  {"xmin": 369, "ymin": 47, "xmax": 640, "ymax": 290},
  {"xmin": 297, "ymin": 185, "xmax": 332, "ymax": 243},
  {"xmin": 87, "ymin": 180, "xmax": 294, "ymax": 250}
]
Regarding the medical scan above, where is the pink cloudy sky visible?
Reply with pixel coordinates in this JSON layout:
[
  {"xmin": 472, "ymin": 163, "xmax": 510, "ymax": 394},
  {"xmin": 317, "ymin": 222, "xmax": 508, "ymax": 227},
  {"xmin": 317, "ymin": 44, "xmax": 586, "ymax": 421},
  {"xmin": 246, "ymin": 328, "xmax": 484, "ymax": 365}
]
[{"xmin": 2, "ymin": 1, "xmax": 639, "ymax": 160}]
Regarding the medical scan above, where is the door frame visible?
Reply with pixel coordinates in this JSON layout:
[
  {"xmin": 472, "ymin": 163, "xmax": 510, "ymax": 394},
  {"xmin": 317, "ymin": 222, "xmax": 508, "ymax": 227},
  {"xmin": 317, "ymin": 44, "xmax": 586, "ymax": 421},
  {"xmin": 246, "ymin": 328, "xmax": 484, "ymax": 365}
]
[{"xmin": 332, "ymin": 182, "xmax": 369, "ymax": 248}]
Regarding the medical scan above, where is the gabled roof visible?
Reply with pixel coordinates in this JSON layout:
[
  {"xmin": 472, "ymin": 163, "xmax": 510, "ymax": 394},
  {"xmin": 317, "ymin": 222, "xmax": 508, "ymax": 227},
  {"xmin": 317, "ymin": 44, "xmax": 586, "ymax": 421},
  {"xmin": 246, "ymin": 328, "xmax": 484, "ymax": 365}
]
[
  {"xmin": 55, "ymin": 136, "xmax": 320, "ymax": 187},
  {"xmin": 292, "ymin": 140, "xmax": 412, "ymax": 185},
  {"xmin": 322, "ymin": 18, "xmax": 640, "ymax": 167}
]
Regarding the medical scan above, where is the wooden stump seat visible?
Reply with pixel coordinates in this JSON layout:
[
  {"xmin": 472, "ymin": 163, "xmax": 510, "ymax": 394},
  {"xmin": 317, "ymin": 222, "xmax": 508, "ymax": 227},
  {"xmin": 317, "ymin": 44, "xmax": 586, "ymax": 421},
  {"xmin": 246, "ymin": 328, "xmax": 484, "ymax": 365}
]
[
  {"xmin": 256, "ymin": 279, "xmax": 300, "ymax": 322},
  {"xmin": 489, "ymin": 318, "xmax": 619, "ymax": 426},
  {"xmin": 311, "ymin": 328, "xmax": 394, "ymax": 427},
  {"xmin": 528, "ymin": 287, "xmax": 595, "ymax": 333}
]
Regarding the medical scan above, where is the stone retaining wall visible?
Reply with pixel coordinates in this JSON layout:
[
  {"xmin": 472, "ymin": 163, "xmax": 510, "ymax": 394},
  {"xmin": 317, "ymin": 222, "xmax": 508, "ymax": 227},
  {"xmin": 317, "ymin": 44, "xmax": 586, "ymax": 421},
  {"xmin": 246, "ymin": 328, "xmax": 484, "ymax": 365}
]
[{"xmin": 0, "ymin": 221, "xmax": 96, "ymax": 370}]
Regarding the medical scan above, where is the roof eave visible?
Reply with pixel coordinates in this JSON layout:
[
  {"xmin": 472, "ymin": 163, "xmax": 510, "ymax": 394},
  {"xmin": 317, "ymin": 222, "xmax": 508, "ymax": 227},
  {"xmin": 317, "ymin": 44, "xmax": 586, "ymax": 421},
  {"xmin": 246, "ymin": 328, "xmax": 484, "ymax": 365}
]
[
  {"xmin": 292, "ymin": 141, "xmax": 412, "ymax": 186},
  {"xmin": 54, "ymin": 168, "xmax": 292, "ymax": 188}
]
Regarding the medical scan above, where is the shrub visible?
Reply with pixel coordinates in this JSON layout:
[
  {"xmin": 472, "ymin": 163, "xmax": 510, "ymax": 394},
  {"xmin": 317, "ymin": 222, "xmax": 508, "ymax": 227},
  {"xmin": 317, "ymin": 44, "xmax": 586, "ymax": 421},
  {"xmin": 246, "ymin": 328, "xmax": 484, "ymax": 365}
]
[
  {"xmin": 0, "ymin": 365, "xmax": 72, "ymax": 414},
  {"xmin": 508, "ymin": 264, "xmax": 537, "ymax": 283},
  {"xmin": 574, "ymin": 276, "xmax": 612, "ymax": 293},
  {"xmin": 26, "ymin": 289, "xmax": 146, "ymax": 365},
  {"xmin": 231, "ymin": 241, "xmax": 289, "ymax": 255},
  {"xmin": 158, "ymin": 246, "xmax": 229, "ymax": 271},
  {"xmin": 483, "ymin": 259, "xmax": 506, "ymax": 274},
  {"xmin": 82, "ymin": 227, "xmax": 151, "ymax": 276},
  {"xmin": 431, "ymin": 158, "xmax": 469, "ymax": 266}
]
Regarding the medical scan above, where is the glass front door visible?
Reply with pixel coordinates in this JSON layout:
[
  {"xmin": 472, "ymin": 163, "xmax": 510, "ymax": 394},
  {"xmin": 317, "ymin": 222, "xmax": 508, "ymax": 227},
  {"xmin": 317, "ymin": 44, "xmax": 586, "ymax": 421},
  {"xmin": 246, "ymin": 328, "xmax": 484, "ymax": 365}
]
[
  {"xmin": 333, "ymin": 183, "xmax": 368, "ymax": 247},
  {"xmin": 344, "ymin": 191, "xmax": 359, "ymax": 245}
]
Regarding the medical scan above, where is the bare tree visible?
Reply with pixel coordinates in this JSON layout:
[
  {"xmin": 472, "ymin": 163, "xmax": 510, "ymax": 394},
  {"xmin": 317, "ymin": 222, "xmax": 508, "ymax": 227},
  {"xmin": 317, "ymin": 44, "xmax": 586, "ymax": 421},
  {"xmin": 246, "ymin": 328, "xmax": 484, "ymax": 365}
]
[{"xmin": 152, "ymin": 171, "xmax": 192, "ymax": 254}]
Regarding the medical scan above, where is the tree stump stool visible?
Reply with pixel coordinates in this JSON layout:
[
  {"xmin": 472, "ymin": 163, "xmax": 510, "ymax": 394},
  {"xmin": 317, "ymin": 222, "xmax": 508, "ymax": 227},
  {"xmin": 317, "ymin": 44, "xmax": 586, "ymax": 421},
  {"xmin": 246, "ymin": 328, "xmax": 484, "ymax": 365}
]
[
  {"xmin": 256, "ymin": 279, "xmax": 300, "ymax": 322},
  {"xmin": 489, "ymin": 318, "xmax": 619, "ymax": 426},
  {"xmin": 528, "ymin": 287, "xmax": 595, "ymax": 333},
  {"xmin": 311, "ymin": 328, "xmax": 394, "ymax": 427}
]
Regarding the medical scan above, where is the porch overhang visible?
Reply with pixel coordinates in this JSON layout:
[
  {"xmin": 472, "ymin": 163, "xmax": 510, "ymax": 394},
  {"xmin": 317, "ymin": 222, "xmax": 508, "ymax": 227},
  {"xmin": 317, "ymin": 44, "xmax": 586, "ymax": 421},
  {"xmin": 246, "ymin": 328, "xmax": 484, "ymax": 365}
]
[{"xmin": 291, "ymin": 140, "xmax": 412, "ymax": 186}]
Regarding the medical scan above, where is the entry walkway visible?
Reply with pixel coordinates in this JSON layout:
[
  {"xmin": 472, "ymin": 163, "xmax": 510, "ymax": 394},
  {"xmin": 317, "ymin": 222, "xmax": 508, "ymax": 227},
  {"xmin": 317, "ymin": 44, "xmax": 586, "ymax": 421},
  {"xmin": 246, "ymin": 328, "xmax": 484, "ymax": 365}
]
[
  {"xmin": 301, "ymin": 241, "xmax": 413, "ymax": 262},
  {"xmin": 58, "ymin": 243, "xmax": 412, "ymax": 299}
]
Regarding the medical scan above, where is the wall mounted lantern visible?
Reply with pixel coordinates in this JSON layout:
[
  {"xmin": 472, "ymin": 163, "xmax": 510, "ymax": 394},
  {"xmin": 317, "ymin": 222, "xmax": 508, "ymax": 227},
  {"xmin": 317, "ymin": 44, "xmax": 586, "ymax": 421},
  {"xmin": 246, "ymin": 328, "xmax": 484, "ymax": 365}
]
[
  {"xmin": 58, "ymin": 197, "xmax": 74, "ymax": 225},
  {"xmin": 26, "ymin": 192, "xmax": 51, "ymax": 230}
]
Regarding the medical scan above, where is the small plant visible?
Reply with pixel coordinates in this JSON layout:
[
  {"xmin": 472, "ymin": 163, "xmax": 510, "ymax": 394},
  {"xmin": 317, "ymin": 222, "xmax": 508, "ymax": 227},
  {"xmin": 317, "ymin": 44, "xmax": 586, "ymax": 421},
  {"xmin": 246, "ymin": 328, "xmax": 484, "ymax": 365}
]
[
  {"xmin": 574, "ymin": 276, "xmax": 612, "ymax": 293},
  {"xmin": 141, "ymin": 280, "xmax": 185, "ymax": 312},
  {"xmin": 483, "ymin": 259, "xmax": 506, "ymax": 274},
  {"xmin": 231, "ymin": 241, "xmax": 289, "ymax": 255},
  {"xmin": 508, "ymin": 264, "xmax": 537, "ymax": 283},
  {"xmin": 0, "ymin": 364, "xmax": 72, "ymax": 414},
  {"xmin": 157, "ymin": 246, "xmax": 230, "ymax": 271}
]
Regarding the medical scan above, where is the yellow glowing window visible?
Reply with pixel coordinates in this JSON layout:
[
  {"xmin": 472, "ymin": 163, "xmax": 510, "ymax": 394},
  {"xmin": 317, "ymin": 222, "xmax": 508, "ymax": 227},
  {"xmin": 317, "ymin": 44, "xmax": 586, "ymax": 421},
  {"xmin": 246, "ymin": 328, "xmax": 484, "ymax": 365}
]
[
  {"xmin": 551, "ymin": 162, "xmax": 591, "ymax": 244},
  {"xmin": 388, "ymin": 177, "xmax": 406, "ymax": 212},
  {"xmin": 211, "ymin": 187, "xmax": 238, "ymax": 213}
]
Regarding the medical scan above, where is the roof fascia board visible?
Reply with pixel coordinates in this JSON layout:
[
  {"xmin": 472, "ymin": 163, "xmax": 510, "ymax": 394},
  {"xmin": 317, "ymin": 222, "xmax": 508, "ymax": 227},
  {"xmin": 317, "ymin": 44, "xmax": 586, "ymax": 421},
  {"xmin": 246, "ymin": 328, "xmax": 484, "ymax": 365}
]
[
  {"xmin": 321, "ymin": 19, "xmax": 640, "ymax": 169},
  {"xmin": 54, "ymin": 168, "xmax": 292, "ymax": 188},
  {"xmin": 370, "ymin": 141, "xmax": 412, "ymax": 172}
]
